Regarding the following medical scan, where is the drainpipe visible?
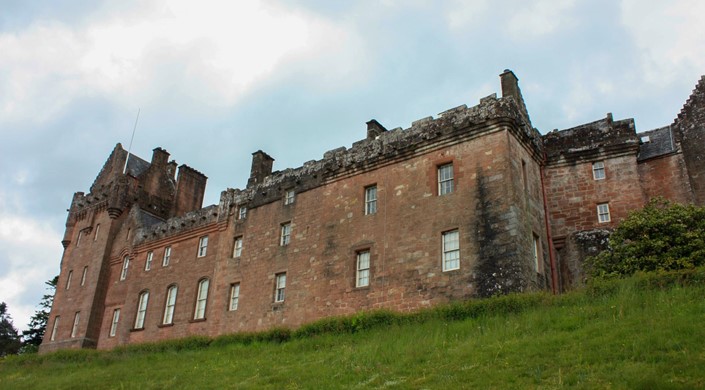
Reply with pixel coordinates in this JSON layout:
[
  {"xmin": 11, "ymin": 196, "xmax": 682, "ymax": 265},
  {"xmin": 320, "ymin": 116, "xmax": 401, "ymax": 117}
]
[{"xmin": 540, "ymin": 154, "xmax": 558, "ymax": 294}]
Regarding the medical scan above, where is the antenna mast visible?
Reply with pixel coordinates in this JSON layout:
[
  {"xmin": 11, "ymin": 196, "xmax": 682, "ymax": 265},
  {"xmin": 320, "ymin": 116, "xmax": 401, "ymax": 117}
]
[{"xmin": 123, "ymin": 108, "xmax": 141, "ymax": 175}]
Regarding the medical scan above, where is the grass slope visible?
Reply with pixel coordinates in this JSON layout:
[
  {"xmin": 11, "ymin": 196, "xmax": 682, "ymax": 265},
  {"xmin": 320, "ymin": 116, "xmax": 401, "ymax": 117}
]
[{"xmin": 2, "ymin": 272, "xmax": 704, "ymax": 389}]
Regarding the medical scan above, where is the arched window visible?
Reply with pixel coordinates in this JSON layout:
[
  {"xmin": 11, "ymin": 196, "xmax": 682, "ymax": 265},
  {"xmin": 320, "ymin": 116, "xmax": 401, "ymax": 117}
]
[
  {"xmin": 134, "ymin": 291, "xmax": 149, "ymax": 329},
  {"xmin": 194, "ymin": 279, "xmax": 209, "ymax": 320},
  {"xmin": 163, "ymin": 285, "xmax": 178, "ymax": 325}
]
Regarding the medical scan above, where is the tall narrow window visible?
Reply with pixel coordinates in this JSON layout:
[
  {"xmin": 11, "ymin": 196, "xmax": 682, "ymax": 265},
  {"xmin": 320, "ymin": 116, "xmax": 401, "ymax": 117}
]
[
  {"xmin": 65, "ymin": 270, "xmax": 73, "ymax": 290},
  {"xmin": 163, "ymin": 285, "xmax": 177, "ymax": 325},
  {"xmin": 442, "ymin": 230, "xmax": 460, "ymax": 271},
  {"xmin": 597, "ymin": 203, "xmax": 611, "ymax": 223},
  {"xmin": 239, "ymin": 206, "xmax": 247, "ymax": 220},
  {"xmin": 592, "ymin": 161, "xmax": 606, "ymax": 180},
  {"xmin": 134, "ymin": 291, "xmax": 149, "ymax": 329},
  {"xmin": 145, "ymin": 251, "xmax": 153, "ymax": 271},
  {"xmin": 365, "ymin": 185, "xmax": 377, "ymax": 215},
  {"xmin": 194, "ymin": 279, "xmax": 209, "ymax": 320},
  {"xmin": 50, "ymin": 316, "xmax": 60, "ymax": 341},
  {"xmin": 521, "ymin": 160, "xmax": 528, "ymax": 192},
  {"xmin": 162, "ymin": 246, "xmax": 171, "ymax": 267},
  {"xmin": 233, "ymin": 236, "xmax": 243, "ymax": 258},
  {"xmin": 120, "ymin": 256, "xmax": 129, "ymax": 281},
  {"xmin": 109, "ymin": 309, "xmax": 120, "ymax": 337},
  {"xmin": 80, "ymin": 266, "xmax": 88, "ymax": 286},
  {"xmin": 94, "ymin": 224, "xmax": 100, "ymax": 241},
  {"xmin": 229, "ymin": 283, "xmax": 240, "ymax": 311},
  {"xmin": 197, "ymin": 236, "xmax": 208, "ymax": 257},
  {"xmin": 274, "ymin": 273, "xmax": 286, "ymax": 302},
  {"xmin": 71, "ymin": 312, "xmax": 80, "ymax": 338},
  {"xmin": 76, "ymin": 231, "xmax": 82, "ymax": 247},
  {"xmin": 532, "ymin": 233, "xmax": 541, "ymax": 272},
  {"xmin": 284, "ymin": 190, "xmax": 295, "ymax": 205},
  {"xmin": 356, "ymin": 250, "xmax": 371, "ymax": 287},
  {"xmin": 280, "ymin": 223, "xmax": 291, "ymax": 246},
  {"xmin": 438, "ymin": 163, "xmax": 454, "ymax": 195}
]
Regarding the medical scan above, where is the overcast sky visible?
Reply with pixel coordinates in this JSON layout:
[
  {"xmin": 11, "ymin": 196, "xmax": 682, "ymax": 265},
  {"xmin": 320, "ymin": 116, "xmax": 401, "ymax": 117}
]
[{"xmin": 1, "ymin": 0, "xmax": 704, "ymax": 333}]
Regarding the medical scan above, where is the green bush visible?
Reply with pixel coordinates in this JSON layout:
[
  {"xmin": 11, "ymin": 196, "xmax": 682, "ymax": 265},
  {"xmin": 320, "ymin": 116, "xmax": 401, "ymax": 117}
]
[{"xmin": 586, "ymin": 198, "xmax": 705, "ymax": 278}]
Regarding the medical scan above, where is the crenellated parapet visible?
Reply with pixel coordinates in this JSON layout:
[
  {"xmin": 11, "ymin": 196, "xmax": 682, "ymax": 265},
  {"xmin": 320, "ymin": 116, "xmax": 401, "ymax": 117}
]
[{"xmin": 134, "ymin": 205, "xmax": 219, "ymax": 245}]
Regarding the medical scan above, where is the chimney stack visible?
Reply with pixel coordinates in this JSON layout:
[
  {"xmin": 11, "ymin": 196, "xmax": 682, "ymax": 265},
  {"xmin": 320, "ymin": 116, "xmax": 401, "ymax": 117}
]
[
  {"xmin": 248, "ymin": 150, "xmax": 274, "ymax": 187},
  {"xmin": 366, "ymin": 119, "xmax": 388, "ymax": 140}
]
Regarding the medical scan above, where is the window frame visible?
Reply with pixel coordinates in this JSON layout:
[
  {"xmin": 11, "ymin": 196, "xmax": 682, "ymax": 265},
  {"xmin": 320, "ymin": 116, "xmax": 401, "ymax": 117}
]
[
  {"xmin": 65, "ymin": 270, "xmax": 73, "ymax": 290},
  {"xmin": 532, "ymin": 233, "xmax": 541, "ymax": 273},
  {"xmin": 592, "ymin": 161, "xmax": 606, "ymax": 180},
  {"xmin": 94, "ymin": 224, "xmax": 100, "ymax": 241},
  {"xmin": 284, "ymin": 189, "xmax": 295, "ymax": 205},
  {"xmin": 438, "ymin": 163, "xmax": 454, "ymax": 195},
  {"xmin": 229, "ymin": 283, "xmax": 240, "ymax": 311},
  {"xmin": 71, "ymin": 312, "xmax": 80, "ymax": 338},
  {"xmin": 356, "ymin": 250, "xmax": 371, "ymax": 287},
  {"xmin": 145, "ymin": 251, "xmax": 153, "ymax": 271},
  {"xmin": 163, "ymin": 285, "xmax": 178, "ymax": 325},
  {"xmin": 597, "ymin": 203, "xmax": 611, "ymax": 223},
  {"xmin": 280, "ymin": 222, "xmax": 291, "ymax": 246},
  {"xmin": 134, "ymin": 291, "xmax": 149, "ymax": 329},
  {"xmin": 233, "ymin": 236, "xmax": 243, "ymax": 258},
  {"xmin": 194, "ymin": 279, "xmax": 209, "ymax": 320},
  {"xmin": 109, "ymin": 309, "xmax": 120, "ymax": 337},
  {"xmin": 80, "ymin": 266, "xmax": 88, "ymax": 286},
  {"xmin": 162, "ymin": 246, "xmax": 171, "ymax": 267},
  {"xmin": 365, "ymin": 185, "xmax": 377, "ymax": 215},
  {"xmin": 120, "ymin": 256, "xmax": 129, "ymax": 281},
  {"xmin": 50, "ymin": 316, "xmax": 60, "ymax": 341},
  {"xmin": 442, "ymin": 229, "xmax": 460, "ymax": 272},
  {"xmin": 238, "ymin": 206, "xmax": 247, "ymax": 220},
  {"xmin": 274, "ymin": 273, "xmax": 286, "ymax": 303},
  {"xmin": 197, "ymin": 236, "xmax": 209, "ymax": 258}
]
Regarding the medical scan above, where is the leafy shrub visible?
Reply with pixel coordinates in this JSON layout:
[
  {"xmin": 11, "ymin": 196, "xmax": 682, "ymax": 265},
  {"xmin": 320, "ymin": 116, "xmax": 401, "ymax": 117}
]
[{"xmin": 586, "ymin": 198, "xmax": 705, "ymax": 278}]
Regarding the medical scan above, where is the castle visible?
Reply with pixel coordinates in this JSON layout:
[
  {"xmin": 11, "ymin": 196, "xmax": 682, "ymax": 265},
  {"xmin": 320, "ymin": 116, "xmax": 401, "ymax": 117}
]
[{"xmin": 40, "ymin": 70, "xmax": 705, "ymax": 352}]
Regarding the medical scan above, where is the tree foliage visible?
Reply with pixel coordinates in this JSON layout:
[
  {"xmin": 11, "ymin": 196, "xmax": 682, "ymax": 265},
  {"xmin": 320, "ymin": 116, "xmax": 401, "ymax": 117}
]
[
  {"xmin": 0, "ymin": 302, "xmax": 22, "ymax": 357},
  {"xmin": 22, "ymin": 276, "xmax": 58, "ymax": 350},
  {"xmin": 587, "ymin": 198, "xmax": 705, "ymax": 278}
]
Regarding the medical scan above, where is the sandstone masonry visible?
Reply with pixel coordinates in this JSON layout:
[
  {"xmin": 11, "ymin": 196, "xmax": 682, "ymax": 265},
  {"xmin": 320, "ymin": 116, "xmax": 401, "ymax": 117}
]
[{"xmin": 41, "ymin": 71, "xmax": 705, "ymax": 352}]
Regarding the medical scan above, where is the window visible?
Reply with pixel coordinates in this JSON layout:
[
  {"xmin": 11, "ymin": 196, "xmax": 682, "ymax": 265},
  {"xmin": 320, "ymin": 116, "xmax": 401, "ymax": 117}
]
[
  {"xmin": 126, "ymin": 228, "xmax": 131, "ymax": 241},
  {"xmin": 356, "ymin": 250, "xmax": 371, "ymax": 287},
  {"xmin": 284, "ymin": 190, "xmax": 295, "ymax": 205},
  {"xmin": 134, "ymin": 291, "xmax": 149, "ymax": 329},
  {"xmin": 532, "ymin": 234, "xmax": 541, "ymax": 272},
  {"xmin": 163, "ymin": 285, "xmax": 177, "ymax": 325},
  {"xmin": 238, "ymin": 206, "xmax": 247, "ymax": 220},
  {"xmin": 521, "ymin": 160, "xmax": 528, "ymax": 192},
  {"xmin": 65, "ymin": 270, "xmax": 73, "ymax": 290},
  {"xmin": 597, "ymin": 203, "xmax": 611, "ymax": 223},
  {"xmin": 50, "ymin": 316, "xmax": 60, "ymax": 341},
  {"xmin": 438, "ymin": 163, "xmax": 454, "ymax": 195},
  {"xmin": 365, "ymin": 185, "xmax": 377, "ymax": 215},
  {"xmin": 162, "ymin": 247, "xmax": 171, "ymax": 267},
  {"xmin": 229, "ymin": 283, "xmax": 240, "ymax": 311},
  {"xmin": 109, "ymin": 309, "xmax": 120, "ymax": 337},
  {"xmin": 233, "ymin": 236, "xmax": 243, "ymax": 258},
  {"xmin": 80, "ymin": 266, "xmax": 88, "ymax": 286},
  {"xmin": 593, "ymin": 161, "xmax": 605, "ymax": 180},
  {"xmin": 198, "ymin": 236, "xmax": 209, "ymax": 257},
  {"xmin": 274, "ymin": 273, "xmax": 286, "ymax": 302},
  {"xmin": 145, "ymin": 251, "xmax": 153, "ymax": 271},
  {"xmin": 442, "ymin": 230, "xmax": 460, "ymax": 271},
  {"xmin": 280, "ymin": 222, "xmax": 291, "ymax": 246},
  {"xmin": 194, "ymin": 279, "xmax": 209, "ymax": 320},
  {"xmin": 76, "ymin": 231, "xmax": 82, "ymax": 247},
  {"xmin": 94, "ymin": 224, "xmax": 100, "ymax": 241},
  {"xmin": 71, "ymin": 312, "xmax": 80, "ymax": 338},
  {"xmin": 120, "ymin": 256, "xmax": 130, "ymax": 281}
]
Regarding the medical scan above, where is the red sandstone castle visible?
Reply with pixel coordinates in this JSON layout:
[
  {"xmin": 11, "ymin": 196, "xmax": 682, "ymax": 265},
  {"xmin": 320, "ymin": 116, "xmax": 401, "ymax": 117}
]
[{"xmin": 41, "ymin": 71, "xmax": 705, "ymax": 352}]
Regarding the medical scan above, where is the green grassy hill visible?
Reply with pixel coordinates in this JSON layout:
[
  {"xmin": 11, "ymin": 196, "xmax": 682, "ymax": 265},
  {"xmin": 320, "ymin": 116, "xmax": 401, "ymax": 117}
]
[{"xmin": 2, "ymin": 270, "xmax": 704, "ymax": 389}]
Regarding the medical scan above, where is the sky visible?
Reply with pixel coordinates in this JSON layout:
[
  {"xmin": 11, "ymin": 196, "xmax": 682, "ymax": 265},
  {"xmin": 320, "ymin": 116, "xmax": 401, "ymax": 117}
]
[{"xmin": 1, "ymin": 0, "xmax": 704, "ymax": 333}]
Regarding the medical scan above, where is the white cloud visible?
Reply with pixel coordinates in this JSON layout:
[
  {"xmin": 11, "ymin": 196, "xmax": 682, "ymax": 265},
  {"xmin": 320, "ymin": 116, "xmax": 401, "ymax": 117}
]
[
  {"xmin": 620, "ymin": 0, "xmax": 705, "ymax": 86},
  {"xmin": 0, "ymin": 0, "xmax": 359, "ymax": 124}
]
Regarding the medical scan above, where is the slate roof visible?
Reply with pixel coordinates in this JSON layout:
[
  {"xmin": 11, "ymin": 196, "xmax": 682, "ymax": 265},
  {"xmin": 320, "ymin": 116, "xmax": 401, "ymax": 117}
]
[{"xmin": 637, "ymin": 126, "xmax": 676, "ymax": 161}]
